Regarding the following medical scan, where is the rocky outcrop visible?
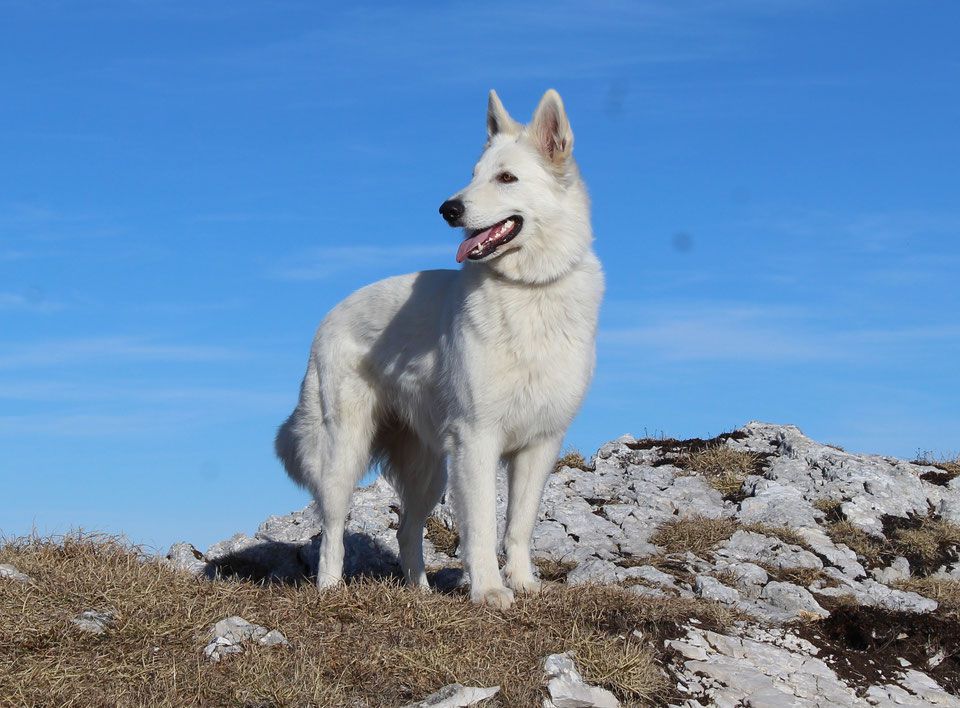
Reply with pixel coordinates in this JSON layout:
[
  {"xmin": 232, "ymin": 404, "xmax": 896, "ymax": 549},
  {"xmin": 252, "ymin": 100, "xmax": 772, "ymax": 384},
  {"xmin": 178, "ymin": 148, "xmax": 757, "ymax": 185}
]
[{"xmin": 167, "ymin": 422, "xmax": 960, "ymax": 706}]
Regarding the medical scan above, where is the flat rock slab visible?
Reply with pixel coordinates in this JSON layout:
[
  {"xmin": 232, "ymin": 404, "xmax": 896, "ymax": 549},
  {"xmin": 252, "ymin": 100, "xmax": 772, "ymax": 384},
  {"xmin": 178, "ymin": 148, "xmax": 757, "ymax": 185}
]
[{"xmin": 402, "ymin": 683, "xmax": 500, "ymax": 707}]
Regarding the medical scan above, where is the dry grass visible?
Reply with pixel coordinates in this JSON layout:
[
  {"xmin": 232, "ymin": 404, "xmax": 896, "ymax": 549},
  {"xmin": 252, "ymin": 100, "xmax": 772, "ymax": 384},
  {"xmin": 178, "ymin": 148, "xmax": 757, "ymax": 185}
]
[
  {"xmin": 649, "ymin": 516, "xmax": 737, "ymax": 556},
  {"xmin": 889, "ymin": 519, "xmax": 960, "ymax": 571},
  {"xmin": 814, "ymin": 498, "xmax": 845, "ymax": 522},
  {"xmin": 0, "ymin": 533, "xmax": 743, "ymax": 707},
  {"xmin": 740, "ymin": 523, "xmax": 811, "ymax": 550},
  {"xmin": 913, "ymin": 451, "xmax": 960, "ymax": 479},
  {"xmin": 823, "ymin": 515, "xmax": 960, "ymax": 575},
  {"xmin": 533, "ymin": 557, "xmax": 577, "ymax": 583},
  {"xmin": 424, "ymin": 516, "xmax": 459, "ymax": 556},
  {"xmin": 894, "ymin": 578, "xmax": 960, "ymax": 619},
  {"xmin": 555, "ymin": 450, "xmax": 590, "ymax": 473},
  {"xmin": 823, "ymin": 520, "xmax": 888, "ymax": 567},
  {"xmin": 681, "ymin": 444, "xmax": 759, "ymax": 497}
]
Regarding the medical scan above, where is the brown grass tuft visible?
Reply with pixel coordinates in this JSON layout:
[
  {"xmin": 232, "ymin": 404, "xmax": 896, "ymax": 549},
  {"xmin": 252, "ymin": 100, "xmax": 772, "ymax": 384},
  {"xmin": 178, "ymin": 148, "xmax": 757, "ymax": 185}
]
[
  {"xmin": 570, "ymin": 634, "xmax": 668, "ymax": 703},
  {"xmin": 894, "ymin": 578, "xmax": 960, "ymax": 619},
  {"xmin": 555, "ymin": 450, "xmax": 591, "ymax": 473},
  {"xmin": 824, "ymin": 520, "xmax": 888, "ymax": 567},
  {"xmin": 649, "ymin": 516, "xmax": 737, "ymax": 556},
  {"xmin": 424, "ymin": 516, "xmax": 459, "ymax": 556},
  {"xmin": 889, "ymin": 519, "xmax": 960, "ymax": 572},
  {"xmin": 681, "ymin": 445, "xmax": 759, "ymax": 497},
  {"xmin": 814, "ymin": 498, "xmax": 845, "ymax": 522},
  {"xmin": 0, "ymin": 533, "xmax": 740, "ymax": 707},
  {"xmin": 533, "ymin": 557, "xmax": 577, "ymax": 583}
]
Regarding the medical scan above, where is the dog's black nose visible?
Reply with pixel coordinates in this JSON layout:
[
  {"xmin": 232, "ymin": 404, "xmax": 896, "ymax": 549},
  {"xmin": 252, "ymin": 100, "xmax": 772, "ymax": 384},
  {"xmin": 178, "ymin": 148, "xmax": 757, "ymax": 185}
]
[{"xmin": 439, "ymin": 199, "xmax": 465, "ymax": 225}]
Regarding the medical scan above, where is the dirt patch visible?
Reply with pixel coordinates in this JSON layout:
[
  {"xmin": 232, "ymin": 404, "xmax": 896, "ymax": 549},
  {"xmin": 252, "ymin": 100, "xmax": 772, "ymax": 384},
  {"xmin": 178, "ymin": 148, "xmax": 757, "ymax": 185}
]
[
  {"xmin": 625, "ymin": 430, "xmax": 749, "ymax": 453},
  {"xmin": 921, "ymin": 469, "xmax": 957, "ymax": 486},
  {"xmin": 912, "ymin": 454, "xmax": 960, "ymax": 486},
  {"xmin": 797, "ymin": 604, "xmax": 960, "ymax": 695}
]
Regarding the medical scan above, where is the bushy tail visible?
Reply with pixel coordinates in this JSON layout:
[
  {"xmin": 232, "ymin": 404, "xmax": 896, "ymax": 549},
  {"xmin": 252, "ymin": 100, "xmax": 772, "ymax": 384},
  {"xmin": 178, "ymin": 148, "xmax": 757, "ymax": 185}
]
[{"xmin": 274, "ymin": 359, "xmax": 325, "ymax": 490}]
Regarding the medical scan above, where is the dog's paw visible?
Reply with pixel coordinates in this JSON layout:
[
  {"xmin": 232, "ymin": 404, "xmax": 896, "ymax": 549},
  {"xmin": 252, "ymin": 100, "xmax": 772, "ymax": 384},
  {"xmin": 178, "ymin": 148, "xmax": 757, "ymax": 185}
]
[
  {"xmin": 470, "ymin": 585, "xmax": 515, "ymax": 610},
  {"xmin": 315, "ymin": 572, "xmax": 343, "ymax": 591},
  {"xmin": 503, "ymin": 569, "xmax": 543, "ymax": 594}
]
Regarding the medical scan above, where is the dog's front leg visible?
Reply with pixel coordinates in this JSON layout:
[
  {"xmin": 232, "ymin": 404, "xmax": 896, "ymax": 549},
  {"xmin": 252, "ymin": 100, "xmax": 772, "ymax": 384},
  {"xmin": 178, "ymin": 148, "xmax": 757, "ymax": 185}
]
[
  {"xmin": 503, "ymin": 435, "xmax": 563, "ymax": 593},
  {"xmin": 447, "ymin": 432, "xmax": 514, "ymax": 609}
]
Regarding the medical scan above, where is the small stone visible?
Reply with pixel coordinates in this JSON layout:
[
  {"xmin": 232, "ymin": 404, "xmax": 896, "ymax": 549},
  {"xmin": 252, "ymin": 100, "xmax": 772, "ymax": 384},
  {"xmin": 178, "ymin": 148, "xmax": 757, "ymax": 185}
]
[
  {"xmin": 401, "ymin": 683, "xmax": 500, "ymax": 707},
  {"xmin": 0, "ymin": 564, "xmax": 31, "ymax": 583},
  {"xmin": 204, "ymin": 616, "xmax": 285, "ymax": 661},
  {"xmin": 258, "ymin": 629, "xmax": 289, "ymax": 647},
  {"xmin": 71, "ymin": 609, "xmax": 116, "ymax": 634}
]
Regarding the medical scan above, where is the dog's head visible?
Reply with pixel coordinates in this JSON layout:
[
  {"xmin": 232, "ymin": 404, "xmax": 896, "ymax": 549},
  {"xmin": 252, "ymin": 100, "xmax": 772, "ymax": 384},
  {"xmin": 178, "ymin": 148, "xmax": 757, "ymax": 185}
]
[{"xmin": 440, "ymin": 89, "xmax": 592, "ymax": 284}]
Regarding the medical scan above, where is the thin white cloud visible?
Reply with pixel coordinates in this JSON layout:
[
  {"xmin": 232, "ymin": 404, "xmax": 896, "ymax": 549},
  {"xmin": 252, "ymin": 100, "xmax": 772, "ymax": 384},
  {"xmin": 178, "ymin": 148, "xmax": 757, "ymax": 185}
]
[
  {"xmin": 0, "ymin": 380, "xmax": 287, "ymax": 407},
  {"xmin": 273, "ymin": 244, "xmax": 451, "ymax": 281},
  {"xmin": 0, "ymin": 292, "xmax": 64, "ymax": 312},
  {"xmin": 0, "ymin": 336, "xmax": 243, "ymax": 370},
  {"xmin": 600, "ymin": 302, "xmax": 960, "ymax": 363}
]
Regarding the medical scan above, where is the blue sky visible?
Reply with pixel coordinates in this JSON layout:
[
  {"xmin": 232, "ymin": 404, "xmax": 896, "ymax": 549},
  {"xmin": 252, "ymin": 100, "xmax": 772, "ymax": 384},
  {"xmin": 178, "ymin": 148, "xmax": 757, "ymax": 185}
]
[{"xmin": 1, "ymin": 1, "xmax": 958, "ymax": 552}]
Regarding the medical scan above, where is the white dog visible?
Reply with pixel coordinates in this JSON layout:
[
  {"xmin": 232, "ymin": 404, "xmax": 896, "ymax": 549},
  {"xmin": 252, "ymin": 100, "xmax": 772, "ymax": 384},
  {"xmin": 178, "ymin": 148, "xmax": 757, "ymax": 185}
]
[{"xmin": 275, "ymin": 89, "xmax": 603, "ymax": 608}]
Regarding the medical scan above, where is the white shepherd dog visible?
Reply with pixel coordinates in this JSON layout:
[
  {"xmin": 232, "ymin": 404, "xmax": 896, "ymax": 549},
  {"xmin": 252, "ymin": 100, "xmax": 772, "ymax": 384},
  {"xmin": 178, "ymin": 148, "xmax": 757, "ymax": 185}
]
[{"xmin": 276, "ymin": 89, "xmax": 604, "ymax": 608}]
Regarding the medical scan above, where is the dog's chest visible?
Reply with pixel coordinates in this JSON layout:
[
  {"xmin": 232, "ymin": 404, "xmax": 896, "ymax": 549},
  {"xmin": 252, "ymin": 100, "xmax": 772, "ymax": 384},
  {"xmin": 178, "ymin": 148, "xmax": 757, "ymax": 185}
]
[{"xmin": 464, "ymin": 280, "xmax": 598, "ymax": 437}]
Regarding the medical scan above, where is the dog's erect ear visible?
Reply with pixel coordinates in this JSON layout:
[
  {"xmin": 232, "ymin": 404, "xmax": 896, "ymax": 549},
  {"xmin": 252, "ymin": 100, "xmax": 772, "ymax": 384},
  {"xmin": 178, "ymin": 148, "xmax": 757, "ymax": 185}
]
[
  {"xmin": 487, "ymin": 90, "xmax": 520, "ymax": 139},
  {"xmin": 529, "ymin": 89, "xmax": 574, "ymax": 164}
]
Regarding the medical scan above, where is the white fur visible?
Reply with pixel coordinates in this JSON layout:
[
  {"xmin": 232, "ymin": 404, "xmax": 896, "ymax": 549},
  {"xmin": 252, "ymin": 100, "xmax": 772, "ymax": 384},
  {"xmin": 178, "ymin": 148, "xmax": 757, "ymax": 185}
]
[{"xmin": 276, "ymin": 89, "xmax": 604, "ymax": 608}]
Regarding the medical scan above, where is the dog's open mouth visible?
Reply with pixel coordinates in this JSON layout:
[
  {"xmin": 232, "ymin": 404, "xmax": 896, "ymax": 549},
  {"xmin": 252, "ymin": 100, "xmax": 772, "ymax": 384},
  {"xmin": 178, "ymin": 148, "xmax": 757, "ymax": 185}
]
[{"xmin": 456, "ymin": 216, "xmax": 523, "ymax": 263}]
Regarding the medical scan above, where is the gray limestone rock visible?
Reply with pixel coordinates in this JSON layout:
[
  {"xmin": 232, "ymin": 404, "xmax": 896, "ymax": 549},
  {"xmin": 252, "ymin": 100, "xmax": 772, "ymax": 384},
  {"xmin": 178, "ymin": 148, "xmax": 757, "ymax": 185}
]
[
  {"xmin": 694, "ymin": 575, "xmax": 740, "ymax": 604},
  {"xmin": 542, "ymin": 652, "xmax": 620, "ymax": 708},
  {"xmin": 164, "ymin": 542, "xmax": 208, "ymax": 575},
  {"xmin": 401, "ymin": 683, "xmax": 500, "ymax": 708},
  {"xmin": 872, "ymin": 556, "xmax": 911, "ymax": 585},
  {"xmin": 759, "ymin": 582, "xmax": 829, "ymax": 619},
  {"xmin": 715, "ymin": 531, "xmax": 822, "ymax": 571},
  {"xmin": 203, "ymin": 616, "xmax": 288, "ymax": 661},
  {"xmin": 0, "ymin": 563, "xmax": 31, "ymax": 583}
]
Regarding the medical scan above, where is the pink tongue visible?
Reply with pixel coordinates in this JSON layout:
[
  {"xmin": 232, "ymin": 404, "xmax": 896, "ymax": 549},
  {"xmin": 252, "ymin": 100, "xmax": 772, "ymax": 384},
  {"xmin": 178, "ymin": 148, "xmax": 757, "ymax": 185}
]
[{"xmin": 456, "ymin": 225, "xmax": 496, "ymax": 263}]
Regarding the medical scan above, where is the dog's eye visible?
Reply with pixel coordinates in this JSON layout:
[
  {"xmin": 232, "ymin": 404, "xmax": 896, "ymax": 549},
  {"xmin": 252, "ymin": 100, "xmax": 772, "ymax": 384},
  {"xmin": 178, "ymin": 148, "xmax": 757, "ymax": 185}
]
[{"xmin": 496, "ymin": 171, "xmax": 518, "ymax": 184}]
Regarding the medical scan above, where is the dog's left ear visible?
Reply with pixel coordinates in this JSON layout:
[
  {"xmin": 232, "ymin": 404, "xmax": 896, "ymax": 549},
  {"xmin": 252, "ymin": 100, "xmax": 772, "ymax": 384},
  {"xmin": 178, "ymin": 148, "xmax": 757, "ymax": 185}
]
[
  {"xmin": 487, "ymin": 90, "xmax": 520, "ymax": 139},
  {"xmin": 529, "ymin": 89, "xmax": 574, "ymax": 164}
]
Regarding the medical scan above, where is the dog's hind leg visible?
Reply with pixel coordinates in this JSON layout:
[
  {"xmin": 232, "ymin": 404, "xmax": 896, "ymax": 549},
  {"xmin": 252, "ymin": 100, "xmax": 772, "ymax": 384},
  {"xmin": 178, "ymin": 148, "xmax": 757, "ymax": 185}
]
[
  {"xmin": 283, "ymin": 373, "xmax": 378, "ymax": 591},
  {"xmin": 502, "ymin": 434, "xmax": 563, "ymax": 593},
  {"xmin": 384, "ymin": 431, "xmax": 447, "ymax": 589}
]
